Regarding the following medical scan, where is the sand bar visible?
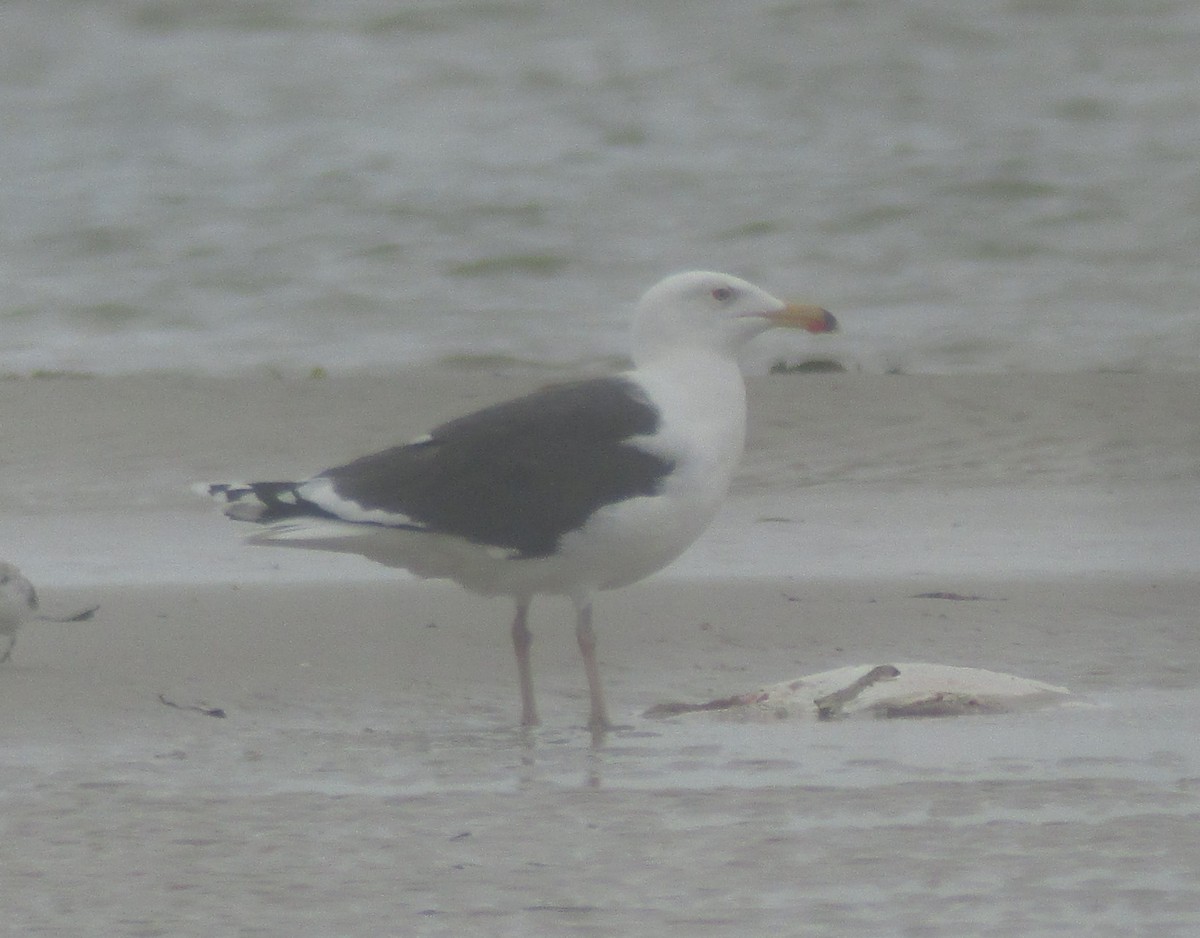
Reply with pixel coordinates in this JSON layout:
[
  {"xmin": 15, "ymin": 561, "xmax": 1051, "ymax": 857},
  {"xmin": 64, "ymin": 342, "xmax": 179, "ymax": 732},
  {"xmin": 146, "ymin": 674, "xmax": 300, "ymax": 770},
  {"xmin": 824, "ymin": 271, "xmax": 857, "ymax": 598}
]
[{"xmin": 1, "ymin": 369, "xmax": 1198, "ymax": 934}]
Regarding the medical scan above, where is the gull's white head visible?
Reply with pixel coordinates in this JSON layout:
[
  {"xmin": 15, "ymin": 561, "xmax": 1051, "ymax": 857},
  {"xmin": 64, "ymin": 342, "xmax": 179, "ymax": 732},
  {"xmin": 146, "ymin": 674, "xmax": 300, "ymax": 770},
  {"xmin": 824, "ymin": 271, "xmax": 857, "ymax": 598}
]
[{"xmin": 631, "ymin": 271, "xmax": 836, "ymax": 364}]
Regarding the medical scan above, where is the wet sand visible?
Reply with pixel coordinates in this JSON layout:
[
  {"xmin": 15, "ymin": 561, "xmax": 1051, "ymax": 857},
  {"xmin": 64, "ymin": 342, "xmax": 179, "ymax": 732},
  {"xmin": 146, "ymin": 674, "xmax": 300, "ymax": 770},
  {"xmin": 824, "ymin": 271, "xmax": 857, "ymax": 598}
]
[{"xmin": 1, "ymin": 370, "xmax": 1199, "ymax": 935}]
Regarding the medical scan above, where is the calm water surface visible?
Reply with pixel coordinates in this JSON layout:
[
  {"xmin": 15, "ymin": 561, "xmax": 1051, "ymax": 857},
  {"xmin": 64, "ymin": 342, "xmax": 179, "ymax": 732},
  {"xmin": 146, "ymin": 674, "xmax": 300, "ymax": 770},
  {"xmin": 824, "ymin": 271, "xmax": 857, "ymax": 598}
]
[{"xmin": 1, "ymin": 0, "xmax": 1198, "ymax": 374}]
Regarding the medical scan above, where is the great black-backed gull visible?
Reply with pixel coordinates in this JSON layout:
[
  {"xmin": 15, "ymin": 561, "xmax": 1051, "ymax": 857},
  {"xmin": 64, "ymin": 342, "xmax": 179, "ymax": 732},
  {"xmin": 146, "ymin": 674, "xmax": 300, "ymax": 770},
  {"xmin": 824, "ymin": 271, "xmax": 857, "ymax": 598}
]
[{"xmin": 198, "ymin": 271, "xmax": 837, "ymax": 729}]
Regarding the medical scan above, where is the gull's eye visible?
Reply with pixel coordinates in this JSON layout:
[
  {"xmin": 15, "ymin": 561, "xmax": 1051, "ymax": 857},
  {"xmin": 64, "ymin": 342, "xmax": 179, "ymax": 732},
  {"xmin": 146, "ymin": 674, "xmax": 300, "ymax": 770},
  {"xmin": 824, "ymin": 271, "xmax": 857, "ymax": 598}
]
[{"xmin": 711, "ymin": 286, "xmax": 734, "ymax": 302}]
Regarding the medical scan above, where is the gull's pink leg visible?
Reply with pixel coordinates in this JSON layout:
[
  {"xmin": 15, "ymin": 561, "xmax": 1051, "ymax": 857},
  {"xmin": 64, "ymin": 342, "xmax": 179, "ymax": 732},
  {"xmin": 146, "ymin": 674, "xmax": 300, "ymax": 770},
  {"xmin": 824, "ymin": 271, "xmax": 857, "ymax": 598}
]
[
  {"xmin": 575, "ymin": 600, "xmax": 611, "ymax": 731},
  {"xmin": 511, "ymin": 599, "xmax": 539, "ymax": 726}
]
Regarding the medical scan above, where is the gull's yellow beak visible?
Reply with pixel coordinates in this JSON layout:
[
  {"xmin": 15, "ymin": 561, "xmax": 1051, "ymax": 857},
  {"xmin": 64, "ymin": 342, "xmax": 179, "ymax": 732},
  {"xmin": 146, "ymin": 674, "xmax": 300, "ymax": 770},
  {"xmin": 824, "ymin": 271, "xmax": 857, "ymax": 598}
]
[{"xmin": 764, "ymin": 303, "xmax": 839, "ymax": 334}]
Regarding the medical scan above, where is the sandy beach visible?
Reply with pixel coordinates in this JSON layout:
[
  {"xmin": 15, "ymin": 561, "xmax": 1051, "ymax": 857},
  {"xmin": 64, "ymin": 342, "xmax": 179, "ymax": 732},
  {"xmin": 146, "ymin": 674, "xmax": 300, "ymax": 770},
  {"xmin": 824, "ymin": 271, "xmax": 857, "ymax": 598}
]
[{"xmin": 2, "ymin": 369, "xmax": 1199, "ymax": 936}]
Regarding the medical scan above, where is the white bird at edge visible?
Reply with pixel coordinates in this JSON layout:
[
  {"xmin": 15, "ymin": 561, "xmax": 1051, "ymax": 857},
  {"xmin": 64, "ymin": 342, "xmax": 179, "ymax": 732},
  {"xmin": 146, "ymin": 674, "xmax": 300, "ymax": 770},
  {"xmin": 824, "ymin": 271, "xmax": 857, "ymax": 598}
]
[
  {"xmin": 0, "ymin": 562, "xmax": 38, "ymax": 664},
  {"xmin": 197, "ymin": 271, "xmax": 837, "ymax": 730},
  {"xmin": 0, "ymin": 563, "xmax": 100, "ymax": 665}
]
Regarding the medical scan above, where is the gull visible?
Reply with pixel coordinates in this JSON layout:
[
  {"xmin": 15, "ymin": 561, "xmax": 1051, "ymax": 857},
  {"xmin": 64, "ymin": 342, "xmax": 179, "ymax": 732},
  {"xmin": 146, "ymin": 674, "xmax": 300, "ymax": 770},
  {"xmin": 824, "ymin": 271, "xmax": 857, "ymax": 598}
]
[{"xmin": 198, "ymin": 271, "xmax": 836, "ymax": 729}]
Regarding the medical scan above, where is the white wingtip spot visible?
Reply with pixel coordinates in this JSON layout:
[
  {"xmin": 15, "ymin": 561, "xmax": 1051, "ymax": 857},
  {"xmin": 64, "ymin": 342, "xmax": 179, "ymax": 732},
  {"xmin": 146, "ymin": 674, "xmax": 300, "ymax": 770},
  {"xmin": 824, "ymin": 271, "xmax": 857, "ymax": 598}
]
[{"xmin": 194, "ymin": 481, "xmax": 252, "ymax": 501}]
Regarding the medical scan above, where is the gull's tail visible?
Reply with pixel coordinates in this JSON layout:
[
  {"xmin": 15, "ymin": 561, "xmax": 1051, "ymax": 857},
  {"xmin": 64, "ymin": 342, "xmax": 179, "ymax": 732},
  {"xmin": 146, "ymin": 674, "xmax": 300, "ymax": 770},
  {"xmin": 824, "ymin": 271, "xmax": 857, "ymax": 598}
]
[{"xmin": 193, "ymin": 481, "xmax": 336, "ymax": 525}]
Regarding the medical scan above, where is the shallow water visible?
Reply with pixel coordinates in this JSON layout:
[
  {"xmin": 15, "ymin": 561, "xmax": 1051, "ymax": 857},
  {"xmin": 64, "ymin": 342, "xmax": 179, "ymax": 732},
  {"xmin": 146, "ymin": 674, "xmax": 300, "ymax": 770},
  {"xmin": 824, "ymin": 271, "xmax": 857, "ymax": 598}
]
[
  {"xmin": 2, "ymin": 0, "xmax": 1198, "ymax": 375},
  {"xmin": 3, "ymin": 551, "xmax": 1198, "ymax": 934},
  {"xmin": 3, "ymin": 684, "xmax": 1198, "ymax": 936}
]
